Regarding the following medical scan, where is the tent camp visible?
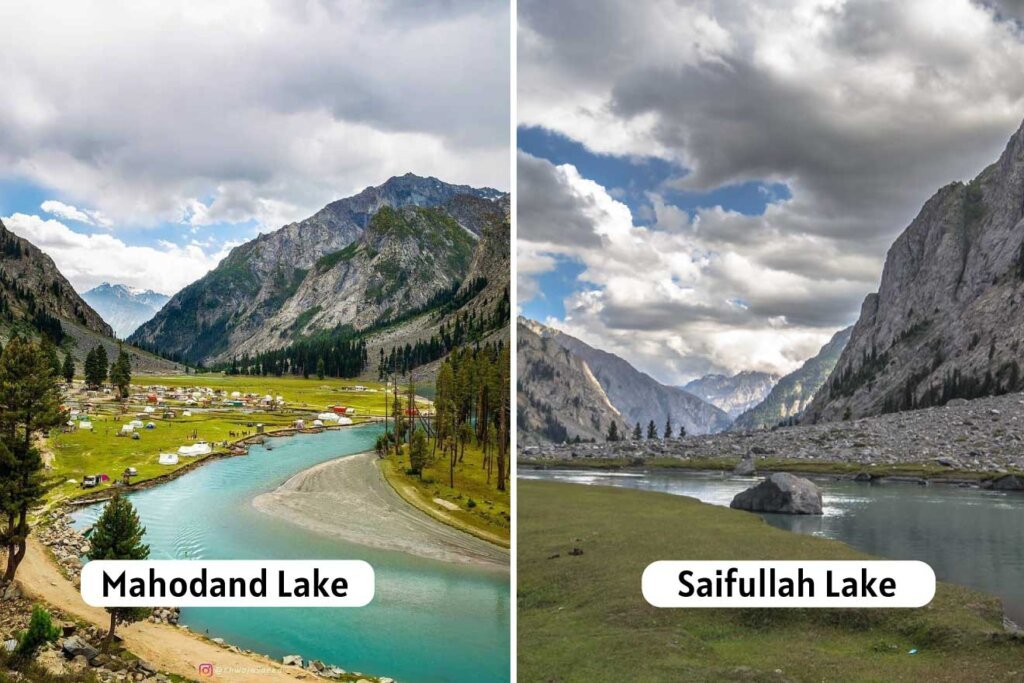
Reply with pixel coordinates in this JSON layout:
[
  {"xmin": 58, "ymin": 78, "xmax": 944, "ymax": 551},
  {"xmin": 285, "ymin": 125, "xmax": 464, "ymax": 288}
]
[{"xmin": 159, "ymin": 453, "xmax": 179, "ymax": 465}]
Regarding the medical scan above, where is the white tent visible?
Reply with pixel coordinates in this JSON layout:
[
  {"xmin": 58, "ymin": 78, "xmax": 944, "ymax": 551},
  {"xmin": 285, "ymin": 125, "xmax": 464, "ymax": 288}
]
[
  {"xmin": 182, "ymin": 410, "xmax": 193, "ymax": 417},
  {"xmin": 129, "ymin": 419, "xmax": 144, "ymax": 429},
  {"xmin": 312, "ymin": 419, "xmax": 324, "ymax": 427},
  {"xmin": 158, "ymin": 453, "xmax": 179, "ymax": 465},
  {"xmin": 177, "ymin": 441, "xmax": 212, "ymax": 457},
  {"xmin": 78, "ymin": 421, "xmax": 93, "ymax": 430},
  {"xmin": 230, "ymin": 391, "xmax": 241, "ymax": 398},
  {"xmin": 144, "ymin": 406, "xmax": 155, "ymax": 413},
  {"xmin": 317, "ymin": 412, "xmax": 340, "ymax": 422},
  {"xmin": 121, "ymin": 424, "xmax": 135, "ymax": 434},
  {"xmin": 336, "ymin": 416, "xmax": 353, "ymax": 426}
]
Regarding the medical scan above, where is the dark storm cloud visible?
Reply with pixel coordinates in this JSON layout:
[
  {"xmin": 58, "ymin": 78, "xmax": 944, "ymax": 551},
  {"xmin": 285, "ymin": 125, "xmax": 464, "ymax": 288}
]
[{"xmin": 517, "ymin": 152, "xmax": 604, "ymax": 248}]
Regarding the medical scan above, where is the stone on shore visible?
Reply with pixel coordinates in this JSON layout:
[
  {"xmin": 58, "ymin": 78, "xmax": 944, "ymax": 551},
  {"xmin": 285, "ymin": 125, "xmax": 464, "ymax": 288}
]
[
  {"xmin": 991, "ymin": 473, "xmax": 1024, "ymax": 490},
  {"xmin": 733, "ymin": 455, "xmax": 756, "ymax": 476},
  {"xmin": 730, "ymin": 472, "xmax": 823, "ymax": 515},
  {"xmin": 61, "ymin": 635, "xmax": 99, "ymax": 661}
]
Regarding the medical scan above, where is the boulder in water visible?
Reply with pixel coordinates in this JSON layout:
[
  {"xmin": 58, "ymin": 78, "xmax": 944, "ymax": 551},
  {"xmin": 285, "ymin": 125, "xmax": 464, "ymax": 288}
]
[
  {"xmin": 733, "ymin": 456, "xmax": 756, "ymax": 476},
  {"xmin": 991, "ymin": 474, "xmax": 1024, "ymax": 491},
  {"xmin": 730, "ymin": 472, "xmax": 823, "ymax": 515}
]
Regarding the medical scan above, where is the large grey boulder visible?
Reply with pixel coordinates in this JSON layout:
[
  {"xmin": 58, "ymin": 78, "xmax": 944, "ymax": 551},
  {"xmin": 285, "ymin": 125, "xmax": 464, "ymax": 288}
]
[
  {"xmin": 733, "ymin": 456, "xmax": 756, "ymax": 476},
  {"xmin": 991, "ymin": 474, "xmax": 1024, "ymax": 491},
  {"xmin": 61, "ymin": 636, "xmax": 99, "ymax": 661},
  {"xmin": 730, "ymin": 473, "xmax": 823, "ymax": 515}
]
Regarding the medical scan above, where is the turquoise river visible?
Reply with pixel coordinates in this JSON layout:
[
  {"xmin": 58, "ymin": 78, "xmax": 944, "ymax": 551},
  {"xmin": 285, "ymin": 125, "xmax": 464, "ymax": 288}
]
[{"xmin": 73, "ymin": 424, "xmax": 510, "ymax": 683}]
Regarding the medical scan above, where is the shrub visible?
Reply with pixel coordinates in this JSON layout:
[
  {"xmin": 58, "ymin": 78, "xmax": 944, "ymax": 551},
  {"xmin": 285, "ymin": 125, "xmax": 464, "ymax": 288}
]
[
  {"xmin": 467, "ymin": 498, "xmax": 477, "ymax": 508},
  {"xmin": 15, "ymin": 605, "xmax": 61, "ymax": 661}
]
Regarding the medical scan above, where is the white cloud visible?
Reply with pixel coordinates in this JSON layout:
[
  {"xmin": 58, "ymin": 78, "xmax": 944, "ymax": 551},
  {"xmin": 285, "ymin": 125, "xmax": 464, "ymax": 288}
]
[
  {"xmin": 519, "ymin": 0, "xmax": 1024, "ymax": 382},
  {"xmin": 40, "ymin": 200, "xmax": 112, "ymax": 228},
  {"xmin": 4, "ymin": 213, "xmax": 237, "ymax": 295},
  {"xmin": 0, "ymin": 0, "xmax": 509, "ymax": 229}
]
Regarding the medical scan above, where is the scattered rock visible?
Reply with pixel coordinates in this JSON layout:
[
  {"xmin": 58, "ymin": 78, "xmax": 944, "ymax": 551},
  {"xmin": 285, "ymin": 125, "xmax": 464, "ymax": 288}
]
[
  {"xmin": 282, "ymin": 654, "xmax": 303, "ymax": 667},
  {"xmin": 61, "ymin": 635, "xmax": 99, "ymax": 661},
  {"xmin": 730, "ymin": 473, "xmax": 823, "ymax": 515}
]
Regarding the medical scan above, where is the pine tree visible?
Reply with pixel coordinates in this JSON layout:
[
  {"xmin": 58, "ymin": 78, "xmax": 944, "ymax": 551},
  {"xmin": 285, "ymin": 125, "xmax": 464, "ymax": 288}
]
[
  {"xmin": 86, "ymin": 494, "xmax": 150, "ymax": 649},
  {"xmin": 0, "ymin": 338, "xmax": 64, "ymax": 583},
  {"xmin": 109, "ymin": 347, "xmax": 131, "ymax": 400},
  {"xmin": 409, "ymin": 427, "xmax": 428, "ymax": 478},
  {"xmin": 633, "ymin": 421, "xmax": 642, "ymax": 440},
  {"xmin": 61, "ymin": 351, "xmax": 75, "ymax": 384},
  {"xmin": 647, "ymin": 420, "xmax": 657, "ymax": 439},
  {"xmin": 663, "ymin": 415, "xmax": 672, "ymax": 439},
  {"xmin": 15, "ymin": 604, "xmax": 60, "ymax": 662},
  {"xmin": 607, "ymin": 421, "xmax": 619, "ymax": 442},
  {"xmin": 678, "ymin": 424, "xmax": 687, "ymax": 438},
  {"xmin": 316, "ymin": 357, "xmax": 325, "ymax": 380}
]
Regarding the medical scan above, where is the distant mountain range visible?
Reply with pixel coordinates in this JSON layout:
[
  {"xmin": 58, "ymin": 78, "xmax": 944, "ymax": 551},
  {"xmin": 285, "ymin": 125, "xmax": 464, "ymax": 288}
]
[
  {"xmin": 809, "ymin": 117, "xmax": 1024, "ymax": 421},
  {"xmin": 131, "ymin": 173, "xmax": 509, "ymax": 373},
  {"xmin": 682, "ymin": 371, "xmax": 779, "ymax": 419},
  {"xmin": 732, "ymin": 327, "xmax": 851, "ymax": 431},
  {"xmin": 516, "ymin": 318, "xmax": 731, "ymax": 443},
  {"xmin": 82, "ymin": 282, "xmax": 169, "ymax": 338}
]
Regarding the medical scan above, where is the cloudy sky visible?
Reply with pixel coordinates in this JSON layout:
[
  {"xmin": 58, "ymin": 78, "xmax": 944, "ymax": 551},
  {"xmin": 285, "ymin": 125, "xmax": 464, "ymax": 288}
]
[
  {"xmin": 519, "ymin": 0, "xmax": 1024, "ymax": 385},
  {"xmin": 0, "ymin": 0, "xmax": 509, "ymax": 295}
]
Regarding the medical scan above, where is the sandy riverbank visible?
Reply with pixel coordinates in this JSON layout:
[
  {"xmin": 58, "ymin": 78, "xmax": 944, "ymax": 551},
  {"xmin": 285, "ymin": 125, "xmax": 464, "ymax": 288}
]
[
  {"xmin": 253, "ymin": 452, "xmax": 509, "ymax": 569},
  {"xmin": 15, "ymin": 540, "xmax": 313, "ymax": 683}
]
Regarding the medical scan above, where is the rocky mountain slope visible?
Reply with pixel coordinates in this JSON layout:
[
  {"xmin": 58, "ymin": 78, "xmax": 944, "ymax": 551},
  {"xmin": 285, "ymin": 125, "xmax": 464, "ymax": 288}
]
[
  {"xmin": 809, "ymin": 118, "xmax": 1024, "ymax": 422},
  {"xmin": 0, "ymin": 220, "xmax": 181, "ymax": 372},
  {"xmin": 518, "ymin": 319, "xmax": 621, "ymax": 444},
  {"xmin": 682, "ymin": 371, "xmax": 779, "ymax": 418},
  {"xmin": 517, "ymin": 318, "xmax": 731, "ymax": 438},
  {"xmin": 0, "ymin": 218, "xmax": 112, "ymax": 338},
  {"xmin": 130, "ymin": 174, "xmax": 504, "ymax": 365},
  {"xmin": 82, "ymin": 282, "xmax": 169, "ymax": 338},
  {"xmin": 732, "ymin": 327, "xmax": 852, "ymax": 431}
]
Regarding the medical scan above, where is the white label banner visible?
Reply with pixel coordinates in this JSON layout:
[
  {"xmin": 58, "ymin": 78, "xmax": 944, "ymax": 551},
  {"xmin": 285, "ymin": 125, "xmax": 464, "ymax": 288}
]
[
  {"xmin": 642, "ymin": 560, "xmax": 935, "ymax": 608},
  {"xmin": 81, "ymin": 560, "xmax": 375, "ymax": 607}
]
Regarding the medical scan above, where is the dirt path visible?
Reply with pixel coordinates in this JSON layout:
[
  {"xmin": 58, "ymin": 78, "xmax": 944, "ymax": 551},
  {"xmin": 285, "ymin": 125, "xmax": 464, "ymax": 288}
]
[
  {"xmin": 253, "ymin": 452, "xmax": 509, "ymax": 569},
  {"xmin": 18, "ymin": 540, "xmax": 313, "ymax": 683}
]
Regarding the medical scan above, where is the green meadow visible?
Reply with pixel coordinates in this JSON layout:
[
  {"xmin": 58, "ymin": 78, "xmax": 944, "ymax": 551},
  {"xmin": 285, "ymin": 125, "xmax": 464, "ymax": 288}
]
[
  {"xmin": 46, "ymin": 374, "xmax": 390, "ymax": 505},
  {"xmin": 518, "ymin": 480, "xmax": 1024, "ymax": 682}
]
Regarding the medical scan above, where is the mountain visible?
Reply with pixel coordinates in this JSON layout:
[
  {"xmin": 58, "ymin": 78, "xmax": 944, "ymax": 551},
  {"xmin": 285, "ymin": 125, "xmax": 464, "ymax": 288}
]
[
  {"xmin": 682, "ymin": 371, "xmax": 779, "ymax": 419},
  {"xmin": 731, "ymin": 327, "xmax": 852, "ymax": 431},
  {"xmin": 82, "ymin": 282, "xmax": 170, "ymax": 338},
  {"xmin": 0, "ymin": 220, "xmax": 182, "ymax": 372},
  {"xmin": 517, "ymin": 318, "xmax": 731, "ymax": 438},
  {"xmin": 517, "ymin": 319, "xmax": 621, "ymax": 444},
  {"xmin": 0, "ymin": 219, "xmax": 112, "ymax": 337},
  {"xmin": 129, "ymin": 174, "xmax": 505, "ymax": 366},
  {"xmin": 808, "ymin": 118, "xmax": 1024, "ymax": 421}
]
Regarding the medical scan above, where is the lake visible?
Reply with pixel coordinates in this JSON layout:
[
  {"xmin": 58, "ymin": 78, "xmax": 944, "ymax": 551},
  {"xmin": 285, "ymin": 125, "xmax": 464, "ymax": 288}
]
[
  {"xmin": 73, "ymin": 425, "xmax": 510, "ymax": 683},
  {"xmin": 519, "ymin": 468, "xmax": 1024, "ymax": 623}
]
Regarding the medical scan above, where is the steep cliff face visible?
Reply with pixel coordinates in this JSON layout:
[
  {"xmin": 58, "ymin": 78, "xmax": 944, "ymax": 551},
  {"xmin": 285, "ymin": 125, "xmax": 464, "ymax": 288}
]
[
  {"xmin": 130, "ymin": 174, "xmax": 503, "ymax": 364},
  {"xmin": 732, "ymin": 327, "xmax": 851, "ymax": 431},
  {"xmin": 517, "ymin": 319, "xmax": 621, "ymax": 444},
  {"xmin": 518, "ymin": 318, "xmax": 731, "ymax": 436},
  {"xmin": 808, "ymin": 118, "xmax": 1024, "ymax": 421},
  {"xmin": 0, "ymin": 219, "xmax": 112, "ymax": 337},
  {"xmin": 682, "ymin": 371, "xmax": 779, "ymax": 419}
]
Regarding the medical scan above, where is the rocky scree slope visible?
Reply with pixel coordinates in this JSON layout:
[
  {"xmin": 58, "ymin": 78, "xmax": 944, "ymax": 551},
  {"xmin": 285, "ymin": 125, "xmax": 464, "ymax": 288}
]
[
  {"xmin": 129, "ymin": 174, "xmax": 503, "ymax": 365},
  {"xmin": 810, "ymin": 118, "xmax": 1024, "ymax": 422},
  {"xmin": 732, "ymin": 326, "xmax": 852, "ymax": 431},
  {"xmin": 521, "ymin": 390, "xmax": 1024, "ymax": 479},
  {"xmin": 517, "ymin": 318, "xmax": 621, "ymax": 444}
]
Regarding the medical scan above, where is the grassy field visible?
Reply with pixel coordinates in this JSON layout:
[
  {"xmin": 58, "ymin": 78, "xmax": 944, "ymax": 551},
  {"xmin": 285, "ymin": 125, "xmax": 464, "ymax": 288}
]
[
  {"xmin": 45, "ymin": 374, "xmax": 393, "ymax": 505},
  {"xmin": 521, "ymin": 456, "xmax": 1018, "ymax": 481},
  {"xmin": 519, "ymin": 480, "xmax": 1024, "ymax": 682},
  {"xmin": 380, "ymin": 438, "xmax": 510, "ymax": 546}
]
